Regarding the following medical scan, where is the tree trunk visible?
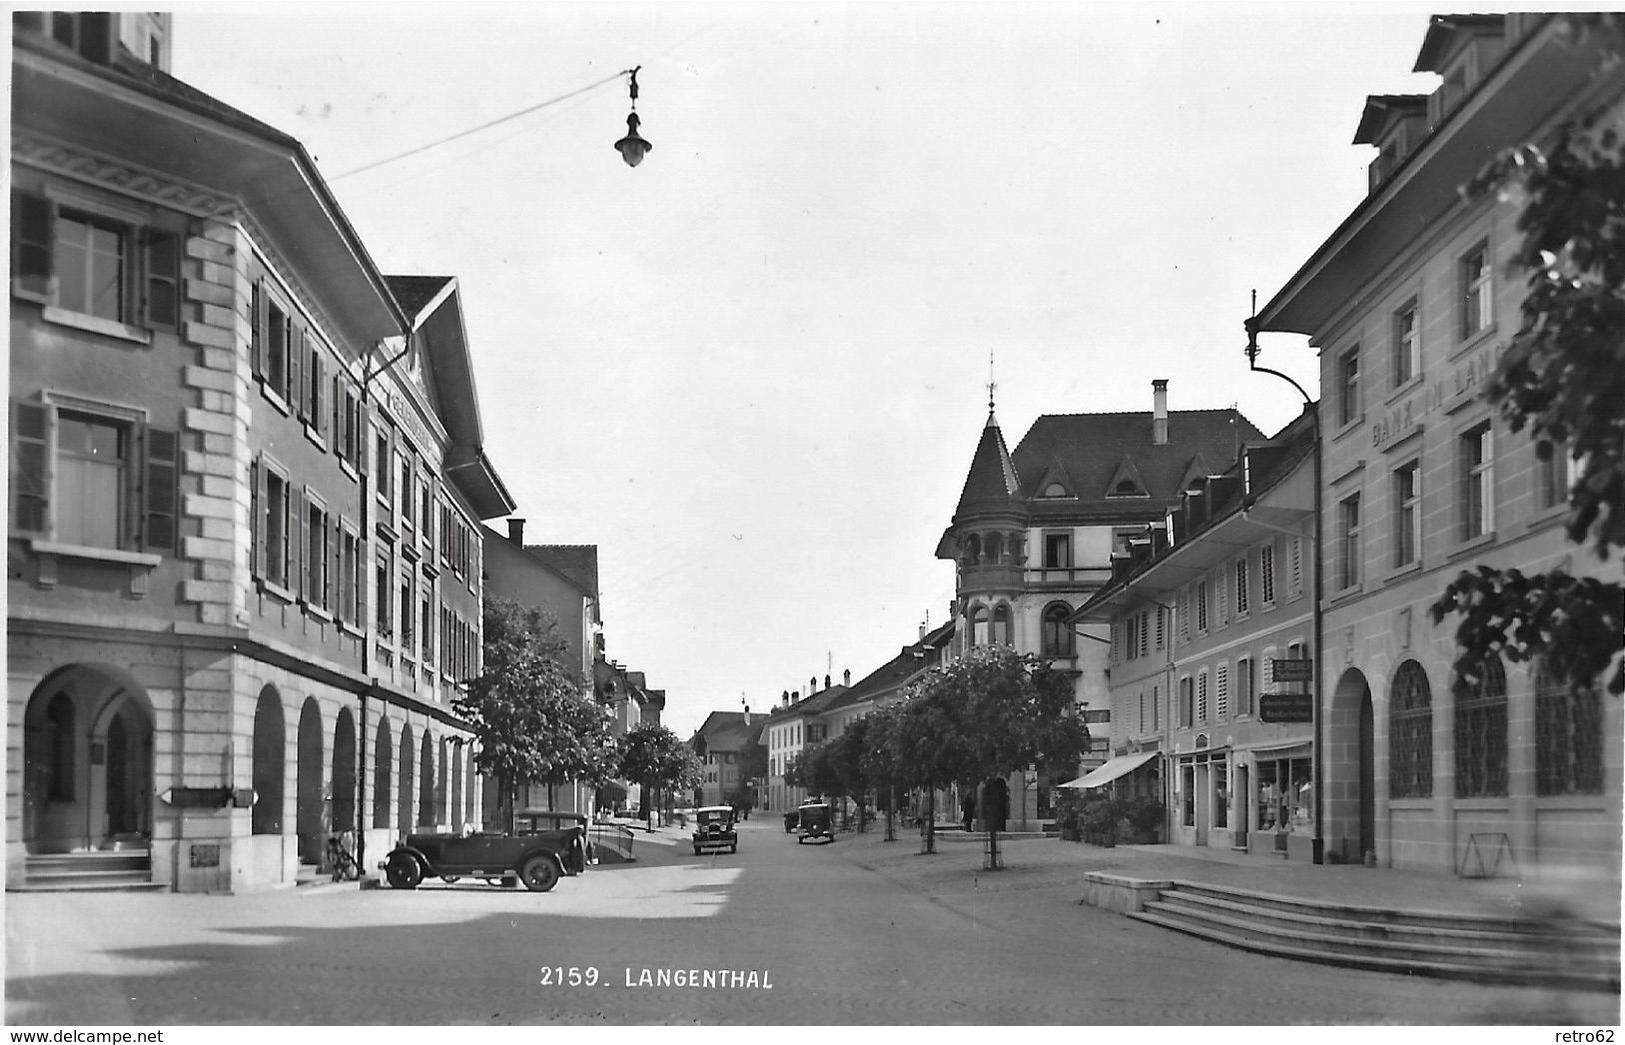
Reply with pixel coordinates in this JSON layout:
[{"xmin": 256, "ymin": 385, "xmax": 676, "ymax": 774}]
[
  {"xmin": 884, "ymin": 786, "xmax": 895, "ymax": 842},
  {"xmin": 922, "ymin": 788, "xmax": 936, "ymax": 855}
]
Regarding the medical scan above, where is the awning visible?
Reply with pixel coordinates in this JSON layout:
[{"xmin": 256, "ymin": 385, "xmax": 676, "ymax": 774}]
[{"xmin": 1057, "ymin": 751, "xmax": 1159, "ymax": 790}]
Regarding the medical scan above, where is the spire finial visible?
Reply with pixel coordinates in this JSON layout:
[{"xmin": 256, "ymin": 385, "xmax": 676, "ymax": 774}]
[{"xmin": 987, "ymin": 350, "xmax": 997, "ymax": 414}]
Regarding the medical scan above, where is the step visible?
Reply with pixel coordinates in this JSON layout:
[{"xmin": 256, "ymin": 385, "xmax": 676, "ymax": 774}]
[
  {"xmin": 1142, "ymin": 896, "xmax": 1591, "ymax": 970},
  {"xmin": 1128, "ymin": 908, "xmax": 1618, "ymax": 991},
  {"xmin": 1153, "ymin": 890, "xmax": 1619, "ymax": 962},
  {"xmin": 28, "ymin": 854, "xmax": 150, "ymax": 874},
  {"xmin": 10, "ymin": 879, "xmax": 168, "ymax": 893},
  {"xmin": 1169, "ymin": 879, "xmax": 1619, "ymax": 937}
]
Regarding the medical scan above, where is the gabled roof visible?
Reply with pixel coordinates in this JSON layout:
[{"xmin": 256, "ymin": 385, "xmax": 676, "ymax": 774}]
[
  {"xmin": 952, "ymin": 412, "xmax": 1022, "ymax": 521},
  {"xmin": 1353, "ymin": 94, "xmax": 1430, "ymax": 145},
  {"xmin": 523, "ymin": 545, "xmax": 600, "ymax": 597},
  {"xmin": 1014, "ymin": 409, "xmax": 1261, "ymax": 522},
  {"xmin": 385, "ymin": 275, "xmax": 515, "ymax": 519},
  {"xmin": 1413, "ymin": 14, "xmax": 1506, "ymax": 73}
]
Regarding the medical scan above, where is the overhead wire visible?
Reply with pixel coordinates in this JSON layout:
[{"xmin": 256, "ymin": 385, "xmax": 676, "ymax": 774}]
[{"xmin": 330, "ymin": 68, "xmax": 635, "ymax": 182}]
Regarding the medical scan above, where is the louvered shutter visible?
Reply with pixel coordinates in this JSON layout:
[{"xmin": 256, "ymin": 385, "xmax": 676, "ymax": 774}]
[
  {"xmin": 141, "ymin": 227, "xmax": 180, "ymax": 330},
  {"xmin": 294, "ymin": 486, "xmax": 308, "ymax": 601},
  {"xmin": 315, "ymin": 353, "xmax": 328, "ymax": 441},
  {"xmin": 251, "ymin": 457, "xmax": 265, "ymax": 578},
  {"xmin": 328, "ymin": 515, "xmax": 340, "ymax": 611},
  {"xmin": 250, "ymin": 281, "xmax": 267, "ymax": 378},
  {"xmin": 356, "ymin": 538, "xmax": 368, "ymax": 629},
  {"xmin": 11, "ymin": 191, "xmax": 52, "ymax": 299},
  {"xmin": 332, "ymin": 373, "xmax": 343, "ymax": 458},
  {"xmin": 142, "ymin": 425, "xmax": 178, "ymax": 551},
  {"xmin": 289, "ymin": 326, "xmax": 304, "ymax": 416},
  {"xmin": 12, "ymin": 401, "xmax": 49, "ymax": 533}
]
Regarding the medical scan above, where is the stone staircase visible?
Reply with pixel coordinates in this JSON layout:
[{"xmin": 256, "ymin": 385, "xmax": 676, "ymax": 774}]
[
  {"xmin": 1130, "ymin": 881, "xmax": 1620, "ymax": 991},
  {"xmin": 18, "ymin": 849, "xmax": 164, "ymax": 892}
]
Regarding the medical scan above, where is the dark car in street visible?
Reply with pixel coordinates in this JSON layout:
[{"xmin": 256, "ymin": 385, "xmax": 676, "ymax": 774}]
[
  {"xmin": 379, "ymin": 810, "xmax": 590, "ymax": 892},
  {"xmin": 692, "ymin": 805, "xmax": 738, "ymax": 855},
  {"xmin": 797, "ymin": 802, "xmax": 834, "ymax": 844}
]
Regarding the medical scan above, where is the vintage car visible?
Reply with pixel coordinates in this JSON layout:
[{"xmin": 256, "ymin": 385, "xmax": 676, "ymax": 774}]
[
  {"xmin": 379, "ymin": 809, "xmax": 590, "ymax": 892},
  {"xmin": 692, "ymin": 805, "xmax": 738, "ymax": 855},
  {"xmin": 797, "ymin": 802, "xmax": 834, "ymax": 844}
]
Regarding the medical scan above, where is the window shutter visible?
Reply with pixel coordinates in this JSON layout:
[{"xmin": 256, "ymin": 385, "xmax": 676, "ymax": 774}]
[
  {"xmin": 250, "ymin": 281, "xmax": 266, "ymax": 378},
  {"xmin": 141, "ymin": 227, "xmax": 180, "ymax": 329},
  {"xmin": 316, "ymin": 353, "xmax": 328, "ymax": 441},
  {"xmin": 332, "ymin": 372, "xmax": 343, "ymax": 456},
  {"xmin": 12, "ymin": 401, "xmax": 49, "ymax": 534},
  {"xmin": 289, "ymin": 326, "xmax": 304, "ymax": 415},
  {"xmin": 142, "ymin": 425, "xmax": 178, "ymax": 551},
  {"xmin": 328, "ymin": 514, "xmax": 340, "ymax": 611},
  {"xmin": 251, "ymin": 457, "xmax": 265, "ymax": 578},
  {"xmin": 294, "ymin": 486, "xmax": 308, "ymax": 601},
  {"xmin": 356, "ymin": 537, "xmax": 368, "ymax": 628},
  {"xmin": 11, "ymin": 191, "xmax": 52, "ymax": 299}
]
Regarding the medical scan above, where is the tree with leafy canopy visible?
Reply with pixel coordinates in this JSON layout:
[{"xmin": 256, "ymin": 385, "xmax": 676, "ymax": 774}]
[
  {"xmin": 890, "ymin": 644, "xmax": 1090, "ymax": 856},
  {"xmin": 454, "ymin": 598, "xmax": 616, "ymax": 833},
  {"xmin": 728, "ymin": 732, "xmax": 768, "ymax": 811},
  {"xmin": 1431, "ymin": 14, "xmax": 1625, "ymax": 701},
  {"xmin": 827, "ymin": 717, "xmax": 874, "ymax": 830},
  {"xmin": 859, "ymin": 704, "xmax": 907, "ymax": 841},
  {"xmin": 617, "ymin": 724, "xmax": 702, "ymax": 829}
]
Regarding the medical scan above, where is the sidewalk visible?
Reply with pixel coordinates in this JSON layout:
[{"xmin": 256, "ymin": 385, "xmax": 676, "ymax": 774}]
[{"xmin": 832, "ymin": 823, "xmax": 1622, "ymax": 927}]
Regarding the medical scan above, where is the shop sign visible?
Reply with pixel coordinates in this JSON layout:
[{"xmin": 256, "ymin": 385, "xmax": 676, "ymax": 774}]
[
  {"xmin": 1272, "ymin": 658, "xmax": 1314, "ymax": 682},
  {"xmin": 1259, "ymin": 692, "xmax": 1314, "ymax": 723}
]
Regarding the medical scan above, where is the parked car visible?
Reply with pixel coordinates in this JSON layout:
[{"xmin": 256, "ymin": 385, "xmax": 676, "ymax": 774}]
[
  {"xmin": 379, "ymin": 810, "xmax": 590, "ymax": 892},
  {"xmin": 691, "ymin": 805, "xmax": 738, "ymax": 855},
  {"xmin": 797, "ymin": 802, "xmax": 833, "ymax": 845}
]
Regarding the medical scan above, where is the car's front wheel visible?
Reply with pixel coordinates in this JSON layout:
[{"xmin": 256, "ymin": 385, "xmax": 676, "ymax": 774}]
[
  {"xmin": 519, "ymin": 854, "xmax": 560, "ymax": 892},
  {"xmin": 385, "ymin": 852, "xmax": 422, "ymax": 890}
]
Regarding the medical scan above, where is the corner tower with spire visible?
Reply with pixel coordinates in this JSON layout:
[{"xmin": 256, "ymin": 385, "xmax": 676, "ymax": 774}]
[{"xmin": 935, "ymin": 378, "xmax": 1265, "ymax": 829}]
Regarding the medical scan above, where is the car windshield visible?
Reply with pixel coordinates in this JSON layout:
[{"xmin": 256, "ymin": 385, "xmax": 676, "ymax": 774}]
[{"xmin": 698, "ymin": 810, "xmax": 730, "ymax": 824}]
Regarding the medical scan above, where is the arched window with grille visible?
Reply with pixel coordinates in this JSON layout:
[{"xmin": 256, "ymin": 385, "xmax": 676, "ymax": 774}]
[
  {"xmin": 1535, "ymin": 662, "xmax": 1602, "ymax": 795},
  {"xmin": 1454, "ymin": 656, "xmax": 1507, "ymax": 797},
  {"xmin": 1041, "ymin": 603, "xmax": 1073, "ymax": 656},
  {"xmin": 1389, "ymin": 660, "xmax": 1432, "ymax": 798}
]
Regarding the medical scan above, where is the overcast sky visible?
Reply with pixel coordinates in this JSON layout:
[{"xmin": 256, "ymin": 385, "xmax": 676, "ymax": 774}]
[{"xmin": 174, "ymin": 2, "xmax": 1441, "ymax": 739}]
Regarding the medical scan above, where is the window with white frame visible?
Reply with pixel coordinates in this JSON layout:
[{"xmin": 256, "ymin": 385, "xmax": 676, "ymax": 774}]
[
  {"xmin": 1461, "ymin": 422, "xmax": 1494, "ymax": 540},
  {"xmin": 1394, "ymin": 460, "xmax": 1421, "ymax": 567},
  {"xmin": 305, "ymin": 493, "xmax": 330, "ymax": 610},
  {"xmin": 1393, "ymin": 298, "xmax": 1419, "ymax": 387},
  {"xmin": 375, "ymin": 550, "xmax": 393, "ymax": 637},
  {"xmin": 1461, "ymin": 241, "xmax": 1493, "ymax": 339},
  {"xmin": 1337, "ymin": 345, "xmax": 1361, "ymax": 427},
  {"xmin": 339, "ymin": 524, "xmax": 362, "ymax": 624},
  {"xmin": 1236, "ymin": 657, "xmax": 1254, "ymax": 717},
  {"xmin": 1339, "ymin": 493, "xmax": 1361, "ymax": 589},
  {"xmin": 11, "ymin": 187, "xmax": 181, "ymax": 335},
  {"xmin": 252, "ymin": 457, "xmax": 291, "ymax": 588},
  {"xmin": 1537, "ymin": 442, "xmax": 1575, "ymax": 512}
]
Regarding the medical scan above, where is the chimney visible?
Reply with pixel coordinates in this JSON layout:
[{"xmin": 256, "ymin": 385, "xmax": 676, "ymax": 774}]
[
  {"xmin": 919, "ymin": 622, "xmax": 927, "ymax": 640},
  {"xmin": 507, "ymin": 517, "xmax": 526, "ymax": 545},
  {"xmin": 809, "ymin": 676, "xmax": 817, "ymax": 693},
  {"xmin": 791, "ymin": 691, "xmax": 800, "ymax": 705},
  {"xmin": 1152, "ymin": 379, "xmax": 1169, "ymax": 445},
  {"xmin": 843, "ymin": 668, "xmax": 851, "ymax": 686},
  {"xmin": 824, "ymin": 674, "xmax": 832, "ymax": 689}
]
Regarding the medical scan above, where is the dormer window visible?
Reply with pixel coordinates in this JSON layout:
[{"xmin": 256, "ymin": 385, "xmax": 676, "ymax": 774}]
[{"xmin": 1042, "ymin": 482, "xmax": 1068, "ymax": 498}]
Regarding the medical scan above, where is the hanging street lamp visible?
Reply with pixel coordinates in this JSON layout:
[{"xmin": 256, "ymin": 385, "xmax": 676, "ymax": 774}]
[{"xmin": 614, "ymin": 65, "xmax": 652, "ymax": 167}]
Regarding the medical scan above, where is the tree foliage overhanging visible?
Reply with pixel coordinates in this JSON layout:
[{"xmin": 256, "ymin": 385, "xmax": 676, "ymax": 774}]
[
  {"xmin": 1431, "ymin": 14, "xmax": 1625, "ymax": 697},
  {"xmin": 454, "ymin": 598, "xmax": 617, "ymax": 827}
]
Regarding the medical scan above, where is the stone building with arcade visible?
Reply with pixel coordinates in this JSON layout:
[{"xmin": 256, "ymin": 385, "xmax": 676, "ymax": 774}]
[{"xmin": 8, "ymin": 12, "xmax": 514, "ymax": 891}]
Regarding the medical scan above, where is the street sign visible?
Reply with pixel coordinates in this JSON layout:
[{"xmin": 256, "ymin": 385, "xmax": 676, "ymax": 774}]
[
  {"xmin": 1259, "ymin": 692, "xmax": 1314, "ymax": 724},
  {"xmin": 1272, "ymin": 658, "xmax": 1314, "ymax": 682}
]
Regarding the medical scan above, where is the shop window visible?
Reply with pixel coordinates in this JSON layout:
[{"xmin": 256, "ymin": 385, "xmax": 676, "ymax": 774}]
[
  {"xmin": 1212, "ymin": 764, "xmax": 1228, "ymax": 829},
  {"xmin": 1453, "ymin": 656, "xmax": 1507, "ymax": 798}
]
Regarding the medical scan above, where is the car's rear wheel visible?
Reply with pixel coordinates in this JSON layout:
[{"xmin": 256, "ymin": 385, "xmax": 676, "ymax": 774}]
[
  {"xmin": 520, "ymin": 855, "xmax": 560, "ymax": 892},
  {"xmin": 385, "ymin": 853, "xmax": 422, "ymax": 890}
]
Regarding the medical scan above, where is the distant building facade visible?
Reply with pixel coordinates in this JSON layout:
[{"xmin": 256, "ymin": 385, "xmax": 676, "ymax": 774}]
[{"xmin": 936, "ymin": 384, "xmax": 1263, "ymax": 828}]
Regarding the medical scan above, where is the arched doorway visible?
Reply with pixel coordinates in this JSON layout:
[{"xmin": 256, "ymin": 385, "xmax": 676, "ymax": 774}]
[
  {"xmin": 418, "ymin": 733, "xmax": 435, "ymax": 827},
  {"xmin": 398, "ymin": 723, "xmax": 414, "ymax": 837},
  {"xmin": 332, "ymin": 708, "xmax": 357, "ymax": 839},
  {"xmin": 1328, "ymin": 667, "xmax": 1373, "ymax": 862},
  {"xmin": 373, "ymin": 717, "xmax": 392, "ymax": 830},
  {"xmin": 251, "ymin": 687, "xmax": 285, "ymax": 836},
  {"xmin": 22, "ymin": 665, "xmax": 154, "ymax": 854},
  {"xmin": 296, "ymin": 698, "xmax": 325, "ymax": 864}
]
